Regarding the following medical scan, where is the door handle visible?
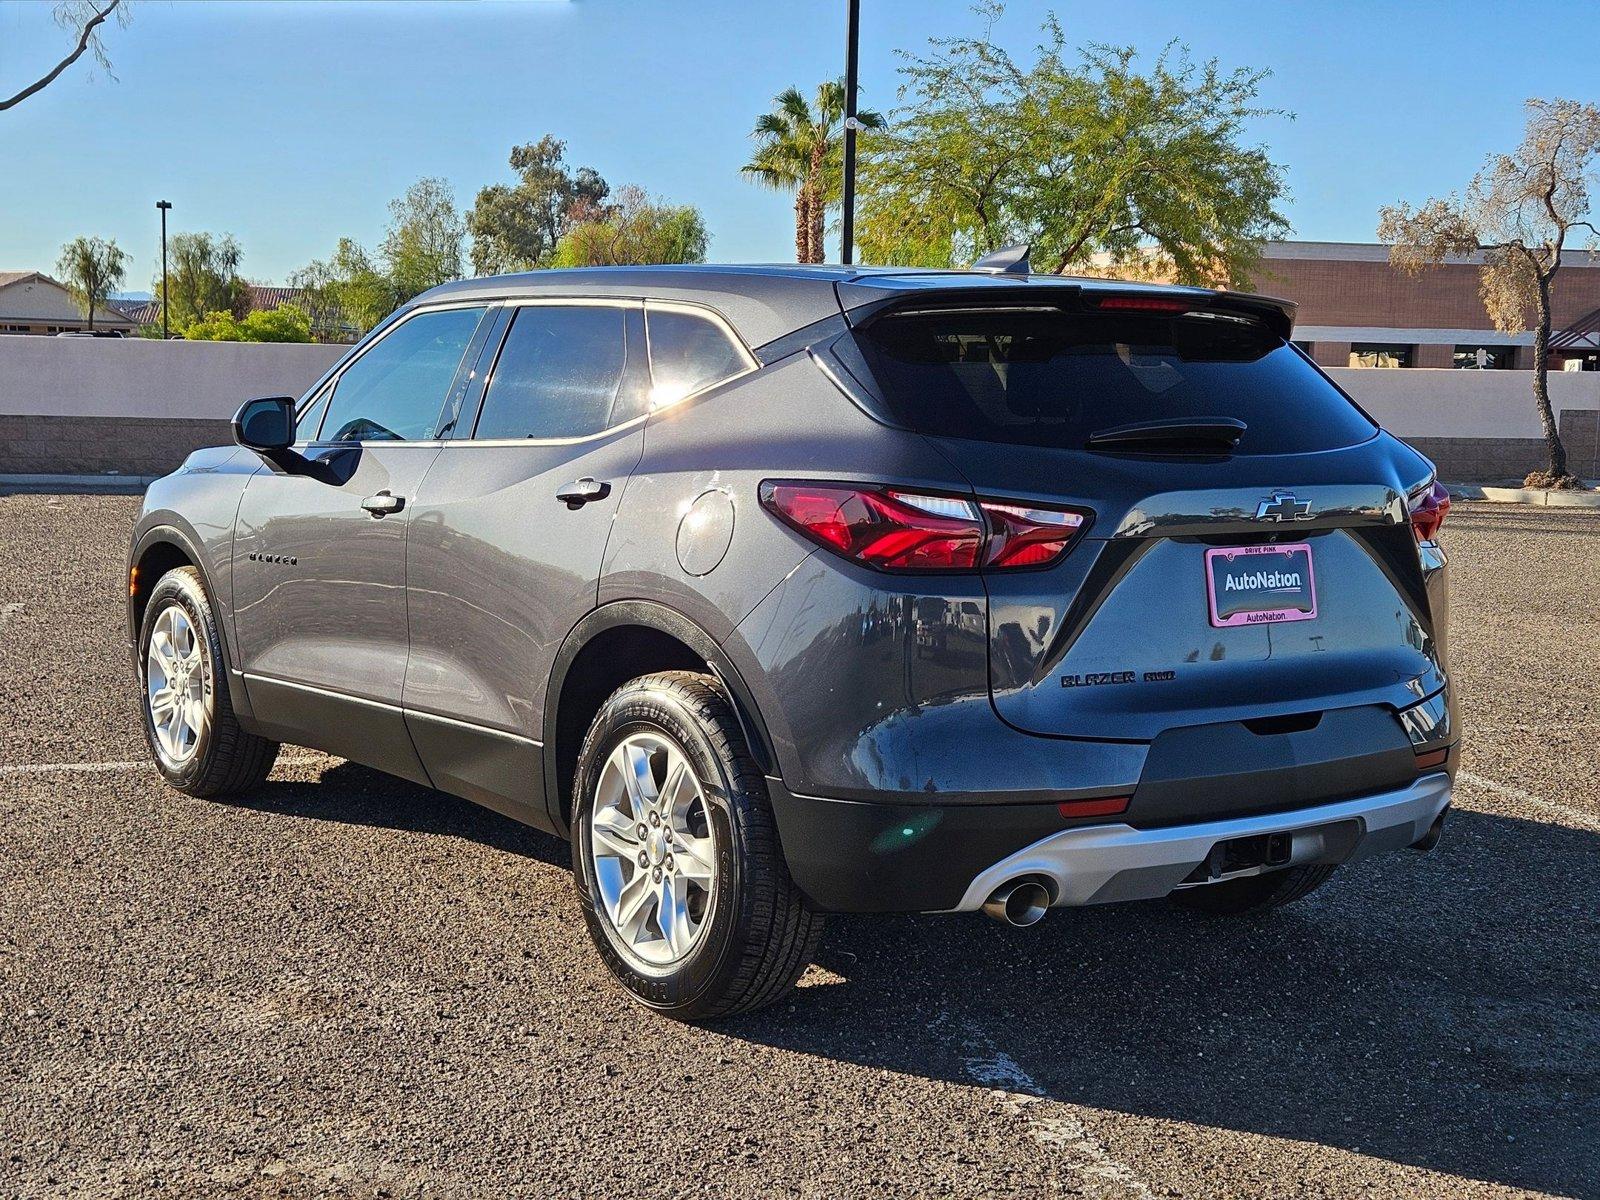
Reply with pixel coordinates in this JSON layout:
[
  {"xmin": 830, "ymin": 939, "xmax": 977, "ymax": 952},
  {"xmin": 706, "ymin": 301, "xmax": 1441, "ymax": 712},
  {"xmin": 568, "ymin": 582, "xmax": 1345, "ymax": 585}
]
[
  {"xmin": 556, "ymin": 478, "xmax": 611, "ymax": 509},
  {"xmin": 360, "ymin": 491, "xmax": 405, "ymax": 517}
]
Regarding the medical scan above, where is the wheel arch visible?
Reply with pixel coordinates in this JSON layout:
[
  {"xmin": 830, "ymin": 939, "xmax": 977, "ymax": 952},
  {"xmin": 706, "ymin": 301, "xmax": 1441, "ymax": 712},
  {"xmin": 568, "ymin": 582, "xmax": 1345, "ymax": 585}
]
[{"xmin": 543, "ymin": 600, "xmax": 776, "ymax": 834}]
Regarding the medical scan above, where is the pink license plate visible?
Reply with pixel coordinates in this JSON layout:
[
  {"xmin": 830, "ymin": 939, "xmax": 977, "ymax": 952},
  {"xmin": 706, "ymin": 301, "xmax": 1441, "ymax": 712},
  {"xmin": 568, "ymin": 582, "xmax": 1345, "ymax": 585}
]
[{"xmin": 1205, "ymin": 543, "xmax": 1317, "ymax": 628}]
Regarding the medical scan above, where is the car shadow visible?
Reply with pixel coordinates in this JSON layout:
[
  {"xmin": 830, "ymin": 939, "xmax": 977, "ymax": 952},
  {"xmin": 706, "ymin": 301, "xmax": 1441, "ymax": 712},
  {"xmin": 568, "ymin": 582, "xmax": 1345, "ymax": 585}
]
[{"xmin": 218, "ymin": 762, "xmax": 1597, "ymax": 1196}]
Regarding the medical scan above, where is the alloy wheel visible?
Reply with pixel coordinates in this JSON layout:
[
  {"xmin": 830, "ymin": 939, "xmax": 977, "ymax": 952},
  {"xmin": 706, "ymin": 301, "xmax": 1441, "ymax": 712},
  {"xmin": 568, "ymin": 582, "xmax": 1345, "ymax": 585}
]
[
  {"xmin": 588, "ymin": 731, "xmax": 718, "ymax": 968},
  {"xmin": 145, "ymin": 603, "xmax": 212, "ymax": 767}
]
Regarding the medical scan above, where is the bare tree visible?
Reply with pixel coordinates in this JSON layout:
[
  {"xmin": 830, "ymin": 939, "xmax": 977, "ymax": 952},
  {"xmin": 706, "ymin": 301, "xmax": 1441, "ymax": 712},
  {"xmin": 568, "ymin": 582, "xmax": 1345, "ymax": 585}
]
[
  {"xmin": 1378, "ymin": 98, "xmax": 1600, "ymax": 486},
  {"xmin": 1, "ymin": 1, "xmax": 128, "ymax": 113}
]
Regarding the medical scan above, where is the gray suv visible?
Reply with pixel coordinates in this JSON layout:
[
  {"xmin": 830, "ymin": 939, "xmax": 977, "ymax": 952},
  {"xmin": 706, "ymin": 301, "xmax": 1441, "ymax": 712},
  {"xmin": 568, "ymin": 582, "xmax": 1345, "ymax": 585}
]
[{"xmin": 128, "ymin": 264, "xmax": 1458, "ymax": 1019}]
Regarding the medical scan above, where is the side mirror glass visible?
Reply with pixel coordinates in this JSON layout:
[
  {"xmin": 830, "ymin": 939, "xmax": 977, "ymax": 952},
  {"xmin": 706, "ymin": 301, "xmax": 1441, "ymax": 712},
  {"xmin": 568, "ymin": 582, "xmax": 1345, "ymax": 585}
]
[{"xmin": 232, "ymin": 396, "xmax": 296, "ymax": 452}]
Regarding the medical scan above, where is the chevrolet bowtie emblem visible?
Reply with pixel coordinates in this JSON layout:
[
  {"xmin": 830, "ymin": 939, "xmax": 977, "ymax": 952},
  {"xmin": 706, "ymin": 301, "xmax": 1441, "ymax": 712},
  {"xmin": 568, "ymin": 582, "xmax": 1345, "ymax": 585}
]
[{"xmin": 1256, "ymin": 491, "xmax": 1313, "ymax": 522}]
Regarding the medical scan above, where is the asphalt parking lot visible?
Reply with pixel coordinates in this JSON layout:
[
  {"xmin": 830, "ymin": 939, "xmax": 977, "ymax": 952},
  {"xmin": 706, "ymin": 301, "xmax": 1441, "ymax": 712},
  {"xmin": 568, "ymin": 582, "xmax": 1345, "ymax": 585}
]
[{"xmin": 1, "ymin": 493, "xmax": 1596, "ymax": 1200}]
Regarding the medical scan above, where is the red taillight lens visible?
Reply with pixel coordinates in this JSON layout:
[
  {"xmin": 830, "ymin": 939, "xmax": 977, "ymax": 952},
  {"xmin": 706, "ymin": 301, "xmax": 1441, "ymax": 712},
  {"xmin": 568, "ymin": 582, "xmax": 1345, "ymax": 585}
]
[
  {"xmin": 1409, "ymin": 480, "xmax": 1451, "ymax": 543},
  {"xmin": 760, "ymin": 481, "xmax": 1087, "ymax": 572}
]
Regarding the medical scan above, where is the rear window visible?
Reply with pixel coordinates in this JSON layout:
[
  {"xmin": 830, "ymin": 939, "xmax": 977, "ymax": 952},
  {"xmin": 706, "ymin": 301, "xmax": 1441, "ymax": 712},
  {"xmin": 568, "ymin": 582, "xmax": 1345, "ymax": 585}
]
[{"xmin": 854, "ymin": 307, "xmax": 1376, "ymax": 454}]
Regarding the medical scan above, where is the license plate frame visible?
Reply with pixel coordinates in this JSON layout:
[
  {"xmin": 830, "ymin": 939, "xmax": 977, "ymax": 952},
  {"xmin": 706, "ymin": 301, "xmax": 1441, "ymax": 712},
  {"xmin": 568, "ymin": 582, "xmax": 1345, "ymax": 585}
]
[{"xmin": 1204, "ymin": 542, "xmax": 1317, "ymax": 628}]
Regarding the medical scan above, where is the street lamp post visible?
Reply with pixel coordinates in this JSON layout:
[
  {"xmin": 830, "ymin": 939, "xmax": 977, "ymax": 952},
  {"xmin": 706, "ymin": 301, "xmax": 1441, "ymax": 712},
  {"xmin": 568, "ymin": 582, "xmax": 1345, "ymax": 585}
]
[
  {"xmin": 840, "ymin": 0, "xmax": 861, "ymax": 265},
  {"xmin": 155, "ymin": 200, "xmax": 172, "ymax": 338}
]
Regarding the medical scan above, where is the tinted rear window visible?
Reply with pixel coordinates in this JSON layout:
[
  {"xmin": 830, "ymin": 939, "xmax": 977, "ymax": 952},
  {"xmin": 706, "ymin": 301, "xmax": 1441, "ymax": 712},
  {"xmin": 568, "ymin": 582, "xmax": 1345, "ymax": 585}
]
[{"xmin": 854, "ymin": 307, "xmax": 1375, "ymax": 454}]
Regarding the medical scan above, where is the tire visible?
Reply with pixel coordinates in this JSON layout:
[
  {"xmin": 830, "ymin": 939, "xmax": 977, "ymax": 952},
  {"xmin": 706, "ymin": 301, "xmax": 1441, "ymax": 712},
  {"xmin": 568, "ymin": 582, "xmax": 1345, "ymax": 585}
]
[
  {"xmin": 137, "ymin": 565, "xmax": 279, "ymax": 798},
  {"xmin": 570, "ymin": 670, "xmax": 822, "ymax": 1021},
  {"xmin": 1169, "ymin": 863, "xmax": 1337, "ymax": 915}
]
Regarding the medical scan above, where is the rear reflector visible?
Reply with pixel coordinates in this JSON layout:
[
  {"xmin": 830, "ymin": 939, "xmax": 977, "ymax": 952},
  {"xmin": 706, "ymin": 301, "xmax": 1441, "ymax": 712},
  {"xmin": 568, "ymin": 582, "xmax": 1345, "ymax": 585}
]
[
  {"xmin": 1058, "ymin": 795, "xmax": 1131, "ymax": 819},
  {"xmin": 1409, "ymin": 480, "xmax": 1451, "ymax": 542},
  {"xmin": 760, "ymin": 480, "xmax": 1087, "ymax": 572},
  {"xmin": 1415, "ymin": 747, "xmax": 1449, "ymax": 771}
]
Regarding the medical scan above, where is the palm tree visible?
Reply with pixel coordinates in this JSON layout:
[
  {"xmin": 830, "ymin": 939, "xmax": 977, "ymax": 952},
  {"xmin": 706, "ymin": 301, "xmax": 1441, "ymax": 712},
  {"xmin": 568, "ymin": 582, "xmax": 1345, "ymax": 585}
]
[
  {"xmin": 742, "ymin": 80, "xmax": 883, "ymax": 263},
  {"xmin": 56, "ymin": 235, "xmax": 128, "ymax": 332}
]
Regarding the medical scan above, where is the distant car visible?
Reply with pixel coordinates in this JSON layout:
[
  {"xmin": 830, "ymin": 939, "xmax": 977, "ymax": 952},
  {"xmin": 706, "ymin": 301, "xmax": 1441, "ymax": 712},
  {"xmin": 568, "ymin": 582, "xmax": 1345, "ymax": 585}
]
[
  {"xmin": 56, "ymin": 329, "xmax": 126, "ymax": 337},
  {"xmin": 127, "ymin": 262, "xmax": 1458, "ymax": 1020}
]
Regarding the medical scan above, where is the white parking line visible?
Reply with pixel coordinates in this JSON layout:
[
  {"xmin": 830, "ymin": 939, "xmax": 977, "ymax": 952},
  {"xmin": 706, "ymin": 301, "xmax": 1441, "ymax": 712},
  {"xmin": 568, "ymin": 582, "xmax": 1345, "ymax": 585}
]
[
  {"xmin": 0, "ymin": 754, "xmax": 330, "ymax": 778},
  {"xmin": 1457, "ymin": 769, "xmax": 1600, "ymax": 832},
  {"xmin": 951, "ymin": 1015, "xmax": 1159, "ymax": 1199}
]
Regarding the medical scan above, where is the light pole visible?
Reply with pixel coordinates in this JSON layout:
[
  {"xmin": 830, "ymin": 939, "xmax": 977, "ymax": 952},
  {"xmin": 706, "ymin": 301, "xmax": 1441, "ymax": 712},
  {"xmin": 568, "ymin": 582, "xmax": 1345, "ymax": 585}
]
[
  {"xmin": 155, "ymin": 200, "xmax": 172, "ymax": 338},
  {"xmin": 840, "ymin": 0, "xmax": 861, "ymax": 265}
]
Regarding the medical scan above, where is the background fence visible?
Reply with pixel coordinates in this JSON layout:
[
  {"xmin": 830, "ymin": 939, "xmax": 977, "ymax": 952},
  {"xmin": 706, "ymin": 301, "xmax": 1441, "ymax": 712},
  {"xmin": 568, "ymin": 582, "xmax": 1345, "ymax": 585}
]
[{"xmin": 0, "ymin": 336, "xmax": 1596, "ymax": 480}]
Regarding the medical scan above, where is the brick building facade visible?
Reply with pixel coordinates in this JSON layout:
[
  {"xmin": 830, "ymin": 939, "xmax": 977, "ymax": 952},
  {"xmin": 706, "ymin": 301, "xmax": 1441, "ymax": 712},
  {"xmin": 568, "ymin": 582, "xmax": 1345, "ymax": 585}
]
[{"xmin": 1246, "ymin": 241, "xmax": 1600, "ymax": 372}]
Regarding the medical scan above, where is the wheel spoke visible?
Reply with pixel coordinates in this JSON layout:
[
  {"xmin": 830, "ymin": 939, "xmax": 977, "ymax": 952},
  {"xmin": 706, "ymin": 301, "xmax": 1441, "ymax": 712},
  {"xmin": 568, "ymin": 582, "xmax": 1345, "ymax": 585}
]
[
  {"xmin": 618, "ymin": 742, "xmax": 657, "ymax": 823},
  {"xmin": 657, "ymin": 873, "xmax": 686, "ymax": 957},
  {"xmin": 615, "ymin": 869, "xmax": 655, "ymax": 941},
  {"xmin": 148, "ymin": 686, "xmax": 178, "ymax": 722},
  {"xmin": 591, "ymin": 809, "xmax": 640, "ymax": 859},
  {"xmin": 660, "ymin": 755, "xmax": 694, "ymax": 821},
  {"xmin": 673, "ymin": 833, "xmax": 716, "ymax": 888}
]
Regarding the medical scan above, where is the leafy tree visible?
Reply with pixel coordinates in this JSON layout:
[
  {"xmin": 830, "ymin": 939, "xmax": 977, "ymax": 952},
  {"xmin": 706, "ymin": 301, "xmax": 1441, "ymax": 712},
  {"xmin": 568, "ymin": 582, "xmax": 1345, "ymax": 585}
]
[
  {"xmin": 467, "ymin": 136, "xmax": 610, "ymax": 274},
  {"xmin": 1, "ymin": 0, "xmax": 128, "ymax": 113},
  {"xmin": 155, "ymin": 232, "xmax": 245, "ymax": 333},
  {"xmin": 184, "ymin": 303, "xmax": 311, "ymax": 343},
  {"xmin": 381, "ymin": 177, "xmax": 465, "ymax": 302},
  {"xmin": 1379, "ymin": 99, "xmax": 1600, "ymax": 488},
  {"xmin": 549, "ymin": 185, "xmax": 709, "ymax": 267},
  {"xmin": 855, "ymin": 6, "xmax": 1289, "ymax": 284},
  {"xmin": 290, "ymin": 237, "xmax": 396, "ymax": 337},
  {"xmin": 55, "ymin": 234, "xmax": 127, "ymax": 330},
  {"xmin": 742, "ymin": 80, "xmax": 883, "ymax": 263}
]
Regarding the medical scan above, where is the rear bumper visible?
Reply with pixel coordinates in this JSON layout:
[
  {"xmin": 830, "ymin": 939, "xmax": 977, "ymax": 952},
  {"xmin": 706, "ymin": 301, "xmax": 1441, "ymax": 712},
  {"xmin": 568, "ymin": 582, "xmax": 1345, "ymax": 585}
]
[
  {"xmin": 947, "ymin": 772, "xmax": 1451, "ymax": 911},
  {"xmin": 768, "ymin": 771, "xmax": 1451, "ymax": 914}
]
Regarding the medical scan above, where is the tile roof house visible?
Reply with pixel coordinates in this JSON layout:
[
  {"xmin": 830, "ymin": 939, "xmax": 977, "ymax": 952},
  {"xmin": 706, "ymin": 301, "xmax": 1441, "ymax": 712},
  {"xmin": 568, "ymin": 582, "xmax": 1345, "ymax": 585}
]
[
  {"xmin": 111, "ymin": 284, "xmax": 358, "ymax": 341},
  {"xmin": 0, "ymin": 271, "xmax": 139, "ymax": 335}
]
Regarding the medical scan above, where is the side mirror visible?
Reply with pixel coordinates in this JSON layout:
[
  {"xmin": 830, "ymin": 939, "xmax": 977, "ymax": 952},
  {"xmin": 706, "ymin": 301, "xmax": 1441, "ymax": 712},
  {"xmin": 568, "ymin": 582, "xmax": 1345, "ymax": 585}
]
[{"xmin": 232, "ymin": 396, "xmax": 296, "ymax": 452}]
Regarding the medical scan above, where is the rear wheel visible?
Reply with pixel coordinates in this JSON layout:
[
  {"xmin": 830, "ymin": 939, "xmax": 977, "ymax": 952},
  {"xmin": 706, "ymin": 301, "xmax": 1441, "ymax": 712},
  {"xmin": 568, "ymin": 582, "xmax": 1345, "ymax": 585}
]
[
  {"xmin": 571, "ymin": 671, "xmax": 822, "ymax": 1021},
  {"xmin": 1169, "ymin": 863, "xmax": 1336, "ymax": 915},
  {"xmin": 138, "ymin": 566, "xmax": 278, "ymax": 797}
]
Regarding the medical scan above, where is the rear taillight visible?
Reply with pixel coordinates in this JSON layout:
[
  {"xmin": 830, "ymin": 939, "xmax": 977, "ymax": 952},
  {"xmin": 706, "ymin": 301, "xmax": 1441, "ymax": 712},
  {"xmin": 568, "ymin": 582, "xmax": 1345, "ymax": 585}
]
[
  {"xmin": 759, "ymin": 481, "xmax": 1088, "ymax": 572},
  {"xmin": 1409, "ymin": 480, "xmax": 1451, "ymax": 542}
]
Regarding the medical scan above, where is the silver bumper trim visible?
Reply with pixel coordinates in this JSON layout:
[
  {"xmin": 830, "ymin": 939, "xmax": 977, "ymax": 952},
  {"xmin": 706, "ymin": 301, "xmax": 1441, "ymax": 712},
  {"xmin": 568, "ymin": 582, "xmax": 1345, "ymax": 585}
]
[{"xmin": 950, "ymin": 774, "xmax": 1453, "ymax": 911}]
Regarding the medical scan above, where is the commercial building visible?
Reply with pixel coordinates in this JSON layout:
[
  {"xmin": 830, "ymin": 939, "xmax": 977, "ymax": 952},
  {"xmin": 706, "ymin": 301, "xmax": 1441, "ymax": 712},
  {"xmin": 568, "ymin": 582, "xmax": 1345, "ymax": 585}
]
[{"xmin": 1248, "ymin": 241, "xmax": 1600, "ymax": 372}]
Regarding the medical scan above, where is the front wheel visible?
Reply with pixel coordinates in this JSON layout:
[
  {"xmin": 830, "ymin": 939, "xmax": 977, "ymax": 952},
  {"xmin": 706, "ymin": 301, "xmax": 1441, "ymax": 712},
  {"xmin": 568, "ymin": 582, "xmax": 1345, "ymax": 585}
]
[
  {"xmin": 137, "ymin": 565, "xmax": 278, "ymax": 797},
  {"xmin": 571, "ymin": 671, "xmax": 822, "ymax": 1021}
]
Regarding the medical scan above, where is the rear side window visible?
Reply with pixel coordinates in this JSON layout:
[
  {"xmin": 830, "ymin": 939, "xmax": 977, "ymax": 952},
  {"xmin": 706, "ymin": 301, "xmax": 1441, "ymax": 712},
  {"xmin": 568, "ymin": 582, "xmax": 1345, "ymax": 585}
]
[
  {"xmin": 475, "ymin": 305, "xmax": 631, "ymax": 440},
  {"xmin": 854, "ymin": 307, "xmax": 1376, "ymax": 455},
  {"xmin": 322, "ymin": 306, "xmax": 486, "ymax": 442},
  {"xmin": 646, "ymin": 306, "xmax": 750, "ymax": 408}
]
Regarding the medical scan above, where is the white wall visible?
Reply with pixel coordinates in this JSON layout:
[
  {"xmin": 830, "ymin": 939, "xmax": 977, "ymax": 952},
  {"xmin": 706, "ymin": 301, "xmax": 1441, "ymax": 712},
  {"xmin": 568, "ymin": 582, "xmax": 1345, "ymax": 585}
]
[
  {"xmin": 1326, "ymin": 368, "xmax": 1600, "ymax": 440},
  {"xmin": 0, "ymin": 336, "xmax": 346, "ymax": 420}
]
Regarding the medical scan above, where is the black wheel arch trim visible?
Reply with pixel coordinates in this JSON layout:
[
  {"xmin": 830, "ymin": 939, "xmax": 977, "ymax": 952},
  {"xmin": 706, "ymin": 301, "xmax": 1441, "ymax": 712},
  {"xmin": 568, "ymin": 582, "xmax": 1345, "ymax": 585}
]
[
  {"xmin": 129, "ymin": 521, "xmax": 254, "ymax": 723},
  {"xmin": 542, "ymin": 599, "xmax": 777, "ymax": 835}
]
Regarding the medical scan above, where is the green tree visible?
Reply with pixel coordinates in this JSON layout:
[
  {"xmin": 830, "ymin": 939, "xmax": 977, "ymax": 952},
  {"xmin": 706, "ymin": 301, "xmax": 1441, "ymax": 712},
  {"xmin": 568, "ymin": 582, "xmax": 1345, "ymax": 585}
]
[
  {"xmin": 742, "ymin": 80, "xmax": 883, "ymax": 263},
  {"xmin": 290, "ymin": 237, "xmax": 396, "ymax": 337},
  {"xmin": 184, "ymin": 303, "xmax": 311, "ymax": 343},
  {"xmin": 1379, "ymin": 98, "xmax": 1600, "ymax": 488},
  {"xmin": 381, "ymin": 177, "xmax": 465, "ymax": 302},
  {"xmin": 1, "ymin": 0, "xmax": 128, "ymax": 113},
  {"xmin": 55, "ymin": 234, "xmax": 127, "ymax": 330},
  {"xmin": 549, "ymin": 185, "xmax": 709, "ymax": 267},
  {"xmin": 856, "ymin": 6, "xmax": 1289, "ymax": 284},
  {"xmin": 467, "ymin": 136, "xmax": 610, "ymax": 274},
  {"xmin": 156, "ymin": 232, "xmax": 245, "ymax": 333}
]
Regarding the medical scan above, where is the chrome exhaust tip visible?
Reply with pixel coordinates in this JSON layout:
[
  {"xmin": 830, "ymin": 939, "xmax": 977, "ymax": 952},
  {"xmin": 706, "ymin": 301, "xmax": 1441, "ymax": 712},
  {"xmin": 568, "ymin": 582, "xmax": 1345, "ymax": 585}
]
[{"xmin": 982, "ymin": 879, "xmax": 1051, "ymax": 927}]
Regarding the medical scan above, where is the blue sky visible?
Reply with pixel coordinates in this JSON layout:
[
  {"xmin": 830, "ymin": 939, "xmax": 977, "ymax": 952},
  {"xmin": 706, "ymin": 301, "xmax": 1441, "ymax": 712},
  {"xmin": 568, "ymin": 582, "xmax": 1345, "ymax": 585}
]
[{"xmin": 1, "ymin": 0, "xmax": 1592, "ymax": 289}]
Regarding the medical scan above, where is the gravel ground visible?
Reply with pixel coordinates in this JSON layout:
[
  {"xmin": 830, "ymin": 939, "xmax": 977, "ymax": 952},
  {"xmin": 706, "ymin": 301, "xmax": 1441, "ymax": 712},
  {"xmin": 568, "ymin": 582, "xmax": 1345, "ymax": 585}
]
[{"xmin": 0, "ymin": 493, "xmax": 1595, "ymax": 1200}]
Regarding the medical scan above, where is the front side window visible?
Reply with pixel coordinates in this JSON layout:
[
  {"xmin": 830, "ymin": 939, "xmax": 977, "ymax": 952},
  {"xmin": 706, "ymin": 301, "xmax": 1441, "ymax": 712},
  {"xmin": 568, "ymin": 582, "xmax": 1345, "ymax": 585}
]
[
  {"xmin": 321, "ymin": 306, "xmax": 486, "ymax": 442},
  {"xmin": 474, "ymin": 305, "xmax": 633, "ymax": 440},
  {"xmin": 1349, "ymin": 343, "xmax": 1414, "ymax": 369},
  {"xmin": 645, "ymin": 306, "xmax": 750, "ymax": 408}
]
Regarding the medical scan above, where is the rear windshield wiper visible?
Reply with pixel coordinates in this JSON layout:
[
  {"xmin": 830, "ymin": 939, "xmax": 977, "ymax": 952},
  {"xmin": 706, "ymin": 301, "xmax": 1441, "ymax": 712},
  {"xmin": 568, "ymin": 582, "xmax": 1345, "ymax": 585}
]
[{"xmin": 1085, "ymin": 417, "xmax": 1247, "ymax": 452}]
